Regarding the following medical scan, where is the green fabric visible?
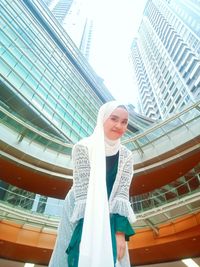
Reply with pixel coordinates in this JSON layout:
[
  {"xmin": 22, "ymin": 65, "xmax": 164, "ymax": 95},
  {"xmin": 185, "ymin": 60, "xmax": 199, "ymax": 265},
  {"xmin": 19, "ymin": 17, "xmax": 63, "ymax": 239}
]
[
  {"xmin": 110, "ymin": 213, "xmax": 135, "ymax": 264},
  {"xmin": 66, "ymin": 219, "xmax": 83, "ymax": 267},
  {"xmin": 66, "ymin": 152, "xmax": 135, "ymax": 267},
  {"xmin": 112, "ymin": 213, "xmax": 135, "ymax": 241},
  {"xmin": 66, "ymin": 215, "xmax": 135, "ymax": 267},
  {"xmin": 106, "ymin": 152, "xmax": 119, "ymax": 198}
]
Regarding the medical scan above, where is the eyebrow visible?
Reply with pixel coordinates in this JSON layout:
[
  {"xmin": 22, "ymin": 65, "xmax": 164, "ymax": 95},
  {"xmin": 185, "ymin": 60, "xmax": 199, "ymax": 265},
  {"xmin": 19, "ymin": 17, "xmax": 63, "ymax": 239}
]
[{"xmin": 110, "ymin": 115, "xmax": 128, "ymax": 121}]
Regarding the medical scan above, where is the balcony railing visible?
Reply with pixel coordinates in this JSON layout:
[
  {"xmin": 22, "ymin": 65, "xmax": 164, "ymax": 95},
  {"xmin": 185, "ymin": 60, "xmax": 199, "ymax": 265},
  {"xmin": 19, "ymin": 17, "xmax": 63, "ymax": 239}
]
[
  {"xmin": 0, "ymin": 165, "xmax": 199, "ymax": 227},
  {"xmin": 1, "ymin": 100, "xmax": 200, "ymax": 158},
  {"xmin": 131, "ymin": 165, "xmax": 200, "ymax": 213}
]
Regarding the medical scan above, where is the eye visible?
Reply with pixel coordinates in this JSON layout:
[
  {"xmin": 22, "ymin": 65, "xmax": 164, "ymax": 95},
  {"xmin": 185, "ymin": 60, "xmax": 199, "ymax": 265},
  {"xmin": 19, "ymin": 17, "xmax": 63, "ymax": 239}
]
[
  {"xmin": 122, "ymin": 120, "xmax": 128, "ymax": 125},
  {"xmin": 110, "ymin": 116, "xmax": 118, "ymax": 122}
]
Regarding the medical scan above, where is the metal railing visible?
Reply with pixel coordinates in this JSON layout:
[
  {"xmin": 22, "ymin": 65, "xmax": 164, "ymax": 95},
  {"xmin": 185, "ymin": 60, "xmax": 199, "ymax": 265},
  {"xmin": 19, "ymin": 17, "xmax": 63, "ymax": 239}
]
[
  {"xmin": 0, "ymin": 100, "xmax": 200, "ymax": 156},
  {"xmin": 0, "ymin": 165, "xmax": 200, "ymax": 228},
  {"xmin": 131, "ymin": 167, "xmax": 200, "ymax": 213}
]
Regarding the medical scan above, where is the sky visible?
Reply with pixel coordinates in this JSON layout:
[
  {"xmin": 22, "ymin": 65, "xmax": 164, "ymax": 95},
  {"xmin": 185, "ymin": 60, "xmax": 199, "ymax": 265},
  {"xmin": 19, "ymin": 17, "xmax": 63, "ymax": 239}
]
[{"xmin": 87, "ymin": 0, "xmax": 148, "ymax": 106}]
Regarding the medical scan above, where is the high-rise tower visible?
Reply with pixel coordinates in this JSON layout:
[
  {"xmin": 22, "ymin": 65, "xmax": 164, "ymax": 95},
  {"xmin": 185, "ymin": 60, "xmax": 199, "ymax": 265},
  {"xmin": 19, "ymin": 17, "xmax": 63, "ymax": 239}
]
[
  {"xmin": 46, "ymin": 0, "xmax": 93, "ymax": 60},
  {"xmin": 130, "ymin": 0, "xmax": 200, "ymax": 120},
  {"xmin": 47, "ymin": 0, "xmax": 73, "ymax": 23}
]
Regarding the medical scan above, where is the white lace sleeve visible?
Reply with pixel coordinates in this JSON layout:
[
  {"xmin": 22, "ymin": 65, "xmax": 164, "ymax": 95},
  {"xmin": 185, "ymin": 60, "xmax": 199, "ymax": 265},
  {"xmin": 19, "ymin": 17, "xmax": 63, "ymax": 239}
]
[
  {"xmin": 48, "ymin": 190, "xmax": 75, "ymax": 267},
  {"xmin": 70, "ymin": 144, "xmax": 90, "ymax": 222}
]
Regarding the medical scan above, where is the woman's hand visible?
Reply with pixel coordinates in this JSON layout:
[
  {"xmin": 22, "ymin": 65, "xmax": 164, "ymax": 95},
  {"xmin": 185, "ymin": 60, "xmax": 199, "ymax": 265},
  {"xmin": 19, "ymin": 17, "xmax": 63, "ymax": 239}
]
[{"xmin": 116, "ymin": 232, "xmax": 126, "ymax": 261}]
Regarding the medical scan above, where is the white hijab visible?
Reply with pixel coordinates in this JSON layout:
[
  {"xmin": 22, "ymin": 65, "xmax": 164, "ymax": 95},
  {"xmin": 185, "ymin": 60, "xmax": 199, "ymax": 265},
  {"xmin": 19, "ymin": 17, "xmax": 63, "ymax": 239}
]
[{"xmin": 78, "ymin": 100, "xmax": 127, "ymax": 267}]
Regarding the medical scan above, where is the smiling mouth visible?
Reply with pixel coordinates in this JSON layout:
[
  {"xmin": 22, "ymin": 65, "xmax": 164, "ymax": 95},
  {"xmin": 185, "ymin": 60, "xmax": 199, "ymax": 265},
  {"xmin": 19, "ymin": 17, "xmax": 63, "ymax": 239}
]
[{"xmin": 112, "ymin": 130, "xmax": 122, "ymax": 134}]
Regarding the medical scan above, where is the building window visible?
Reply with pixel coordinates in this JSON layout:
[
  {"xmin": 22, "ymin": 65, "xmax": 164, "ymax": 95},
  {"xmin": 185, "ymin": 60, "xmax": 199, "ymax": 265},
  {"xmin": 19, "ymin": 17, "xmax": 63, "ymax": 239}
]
[{"xmin": 175, "ymin": 95, "xmax": 181, "ymax": 104}]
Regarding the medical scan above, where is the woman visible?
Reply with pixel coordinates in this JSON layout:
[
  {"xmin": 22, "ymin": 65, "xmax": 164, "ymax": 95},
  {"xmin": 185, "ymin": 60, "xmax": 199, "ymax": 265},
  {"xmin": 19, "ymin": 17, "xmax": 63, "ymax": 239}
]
[{"xmin": 49, "ymin": 101, "xmax": 136, "ymax": 267}]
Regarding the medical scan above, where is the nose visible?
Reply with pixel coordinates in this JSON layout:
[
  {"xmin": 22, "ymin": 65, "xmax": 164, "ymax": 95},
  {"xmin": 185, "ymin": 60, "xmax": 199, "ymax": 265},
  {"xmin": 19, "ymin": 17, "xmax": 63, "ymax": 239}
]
[{"xmin": 115, "ymin": 121, "xmax": 123, "ymax": 129}]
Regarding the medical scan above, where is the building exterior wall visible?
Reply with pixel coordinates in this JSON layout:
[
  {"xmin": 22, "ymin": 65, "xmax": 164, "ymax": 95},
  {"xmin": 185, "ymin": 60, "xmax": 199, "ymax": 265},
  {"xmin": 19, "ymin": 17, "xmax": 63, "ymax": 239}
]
[
  {"xmin": 46, "ymin": 0, "xmax": 93, "ymax": 60},
  {"xmin": 0, "ymin": 0, "xmax": 114, "ymax": 143},
  {"xmin": 130, "ymin": 0, "xmax": 200, "ymax": 119}
]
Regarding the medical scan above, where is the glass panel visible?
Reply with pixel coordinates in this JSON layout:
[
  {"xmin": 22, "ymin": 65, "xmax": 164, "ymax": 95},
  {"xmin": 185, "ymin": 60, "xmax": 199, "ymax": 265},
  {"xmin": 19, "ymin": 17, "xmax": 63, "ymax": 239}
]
[
  {"xmin": 61, "ymin": 123, "xmax": 73, "ymax": 137},
  {"xmin": 27, "ymin": 74, "xmax": 38, "ymax": 89},
  {"xmin": 41, "ymin": 76, "xmax": 51, "ymax": 90},
  {"xmin": 8, "ymin": 72, "xmax": 23, "ymax": 88},
  {"xmin": 15, "ymin": 63, "xmax": 29, "ymax": 80},
  {"xmin": 162, "ymin": 118, "xmax": 182, "ymax": 132},
  {"xmin": 64, "ymin": 112, "xmax": 73, "ymax": 124},
  {"xmin": 145, "ymin": 129, "xmax": 163, "ymax": 142},
  {"xmin": 0, "ymin": 46, "xmax": 6, "ymax": 56},
  {"xmin": 137, "ymin": 136, "xmax": 150, "ymax": 145},
  {"xmin": 46, "ymin": 94, "xmax": 57, "ymax": 109},
  {"xmin": 44, "ymin": 69, "xmax": 54, "ymax": 83},
  {"xmin": 12, "ymin": 47, "xmax": 23, "ymax": 60},
  {"xmin": 2, "ymin": 51, "xmax": 17, "ymax": 67},
  {"xmin": 32, "ymin": 94, "xmax": 45, "ymax": 110},
  {"xmin": 0, "ymin": 60, "xmax": 11, "ymax": 76},
  {"xmin": 20, "ymin": 83, "xmax": 35, "ymax": 99},
  {"xmin": 37, "ymin": 84, "xmax": 48, "ymax": 99},
  {"xmin": 34, "ymin": 59, "xmax": 46, "ymax": 72},
  {"xmin": 52, "ymin": 87, "xmax": 60, "ymax": 99},
  {"xmin": 31, "ymin": 66, "xmax": 42, "ymax": 81},
  {"xmin": 42, "ymin": 103, "xmax": 54, "ymax": 120},
  {"xmin": 18, "ymin": 55, "xmax": 32, "ymax": 72},
  {"xmin": 56, "ymin": 103, "xmax": 66, "ymax": 118},
  {"xmin": 52, "ymin": 113, "xmax": 63, "ymax": 128},
  {"xmin": 180, "ymin": 108, "xmax": 200, "ymax": 122},
  {"xmin": 79, "ymin": 127, "xmax": 88, "ymax": 137}
]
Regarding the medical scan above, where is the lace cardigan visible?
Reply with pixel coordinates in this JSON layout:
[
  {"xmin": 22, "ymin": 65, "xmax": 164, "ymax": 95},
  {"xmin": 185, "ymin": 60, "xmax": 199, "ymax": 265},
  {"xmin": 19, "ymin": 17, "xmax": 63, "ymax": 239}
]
[
  {"xmin": 48, "ymin": 143, "xmax": 136, "ymax": 267},
  {"xmin": 71, "ymin": 143, "xmax": 136, "ymax": 223}
]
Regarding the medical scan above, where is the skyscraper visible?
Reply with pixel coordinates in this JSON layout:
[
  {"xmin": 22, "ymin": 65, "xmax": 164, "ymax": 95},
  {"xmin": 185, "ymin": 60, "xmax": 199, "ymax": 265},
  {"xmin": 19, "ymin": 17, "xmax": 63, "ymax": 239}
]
[
  {"xmin": 130, "ymin": 0, "xmax": 200, "ymax": 120},
  {"xmin": 47, "ymin": 0, "xmax": 73, "ymax": 23},
  {"xmin": 46, "ymin": 0, "xmax": 93, "ymax": 60}
]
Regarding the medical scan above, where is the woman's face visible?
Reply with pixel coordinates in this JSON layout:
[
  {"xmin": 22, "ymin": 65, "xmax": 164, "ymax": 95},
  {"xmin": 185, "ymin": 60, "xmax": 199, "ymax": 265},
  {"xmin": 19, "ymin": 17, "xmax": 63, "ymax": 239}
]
[{"xmin": 103, "ymin": 107, "xmax": 128, "ymax": 140}]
